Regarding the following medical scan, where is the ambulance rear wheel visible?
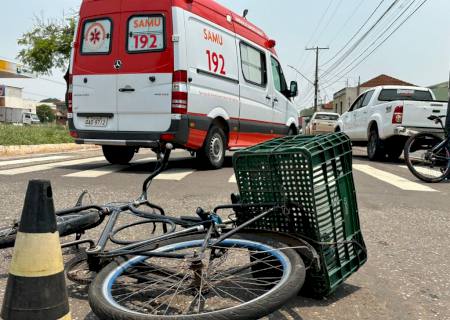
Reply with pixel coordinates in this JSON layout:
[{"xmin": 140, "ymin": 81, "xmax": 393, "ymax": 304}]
[
  {"xmin": 197, "ymin": 126, "xmax": 226, "ymax": 169},
  {"xmin": 102, "ymin": 146, "xmax": 135, "ymax": 165}
]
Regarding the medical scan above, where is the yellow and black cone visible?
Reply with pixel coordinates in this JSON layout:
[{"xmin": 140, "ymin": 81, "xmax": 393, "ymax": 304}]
[{"xmin": 1, "ymin": 180, "xmax": 71, "ymax": 320}]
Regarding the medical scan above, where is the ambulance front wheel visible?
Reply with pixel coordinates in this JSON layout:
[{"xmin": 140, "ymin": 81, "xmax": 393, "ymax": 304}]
[
  {"xmin": 197, "ymin": 126, "xmax": 226, "ymax": 170},
  {"xmin": 102, "ymin": 145, "xmax": 135, "ymax": 165}
]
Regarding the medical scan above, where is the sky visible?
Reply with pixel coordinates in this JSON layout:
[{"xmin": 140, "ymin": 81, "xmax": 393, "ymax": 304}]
[{"xmin": 0, "ymin": 0, "xmax": 449, "ymax": 108}]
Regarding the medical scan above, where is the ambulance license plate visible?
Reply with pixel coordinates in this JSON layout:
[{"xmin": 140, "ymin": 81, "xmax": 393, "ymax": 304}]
[{"xmin": 85, "ymin": 117, "xmax": 108, "ymax": 127}]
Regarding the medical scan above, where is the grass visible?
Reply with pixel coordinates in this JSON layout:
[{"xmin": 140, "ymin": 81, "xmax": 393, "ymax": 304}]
[{"xmin": 0, "ymin": 124, "xmax": 74, "ymax": 146}]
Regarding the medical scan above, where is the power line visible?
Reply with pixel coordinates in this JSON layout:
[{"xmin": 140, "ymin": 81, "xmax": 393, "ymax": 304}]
[
  {"xmin": 322, "ymin": 0, "xmax": 418, "ymax": 86},
  {"xmin": 315, "ymin": 0, "xmax": 345, "ymax": 44},
  {"xmin": 327, "ymin": 0, "xmax": 365, "ymax": 47},
  {"xmin": 322, "ymin": 0, "xmax": 416, "ymax": 85},
  {"xmin": 288, "ymin": 65, "xmax": 314, "ymax": 85},
  {"xmin": 322, "ymin": 0, "xmax": 387, "ymax": 66},
  {"xmin": 321, "ymin": 0, "xmax": 401, "ymax": 78},
  {"xmin": 294, "ymin": 0, "xmax": 334, "ymax": 75},
  {"xmin": 305, "ymin": 0, "xmax": 335, "ymax": 47},
  {"xmin": 322, "ymin": 0, "xmax": 430, "ymax": 90}
]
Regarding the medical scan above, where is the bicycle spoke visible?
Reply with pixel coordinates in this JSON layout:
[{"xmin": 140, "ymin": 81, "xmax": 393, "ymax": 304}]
[
  {"xmin": 115, "ymin": 269, "xmax": 187, "ymax": 302},
  {"xmin": 105, "ymin": 238, "xmax": 291, "ymax": 317}
]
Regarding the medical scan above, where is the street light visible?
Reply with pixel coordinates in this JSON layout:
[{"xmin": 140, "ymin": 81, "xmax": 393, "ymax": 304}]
[{"xmin": 288, "ymin": 65, "xmax": 314, "ymax": 86}]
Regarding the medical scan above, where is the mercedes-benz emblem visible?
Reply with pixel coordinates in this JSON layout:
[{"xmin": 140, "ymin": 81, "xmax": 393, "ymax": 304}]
[{"xmin": 114, "ymin": 60, "xmax": 122, "ymax": 70}]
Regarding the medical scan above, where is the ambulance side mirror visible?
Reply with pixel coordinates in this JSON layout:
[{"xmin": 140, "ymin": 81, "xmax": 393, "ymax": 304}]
[{"xmin": 290, "ymin": 81, "xmax": 298, "ymax": 98}]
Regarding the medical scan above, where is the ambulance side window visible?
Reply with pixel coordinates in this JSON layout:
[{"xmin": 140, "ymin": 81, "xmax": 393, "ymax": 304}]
[
  {"xmin": 81, "ymin": 18, "xmax": 112, "ymax": 55},
  {"xmin": 240, "ymin": 42, "xmax": 267, "ymax": 87}
]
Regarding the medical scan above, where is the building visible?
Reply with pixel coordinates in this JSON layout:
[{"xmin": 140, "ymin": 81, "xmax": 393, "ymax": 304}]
[
  {"xmin": 333, "ymin": 87, "xmax": 358, "ymax": 115},
  {"xmin": 428, "ymin": 81, "xmax": 448, "ymax": 101},
  {"xmin": 332, "ymin": 74, "xmax": 415, "ymax": 114},
  {"xmin": 0, "ymin": 85, "xmax": 38, "ymax": 113},
  {"xmin": 0, "ymin": 59, "xmax": 39, "ymax": 120}
]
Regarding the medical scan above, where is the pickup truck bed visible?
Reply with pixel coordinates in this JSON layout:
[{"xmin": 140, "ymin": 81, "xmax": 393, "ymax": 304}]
[{"xmin": 336, "ymin": 85, "xmax": 448, "ymax": 161}]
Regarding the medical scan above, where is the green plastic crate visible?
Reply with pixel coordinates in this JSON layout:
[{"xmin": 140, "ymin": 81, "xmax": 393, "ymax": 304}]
[{"xmin": 232, "ymin": 133, "xmax": 367, "ymax": 297}]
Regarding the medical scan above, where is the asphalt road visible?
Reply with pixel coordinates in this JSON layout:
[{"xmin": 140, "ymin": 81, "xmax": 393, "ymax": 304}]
[{"xmin": 0, "ymin": 147, "xmax": 448, "ymax": 320}]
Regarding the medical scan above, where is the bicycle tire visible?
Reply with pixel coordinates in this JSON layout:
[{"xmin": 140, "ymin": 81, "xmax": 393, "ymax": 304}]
[
  {"xmin": 404, "ymin": 133, "xmax": 450, "ymax": 183},
  {"xmin": 89, "ymin": 232, "xmax": 305, "ymax": 320},
  {"xmin": 0, "ymin": 211, "xmax": 101, "ymax": 249},
  {"xmin": 0, "ymin": 225, "xmax": 18, "ymax": 249}
]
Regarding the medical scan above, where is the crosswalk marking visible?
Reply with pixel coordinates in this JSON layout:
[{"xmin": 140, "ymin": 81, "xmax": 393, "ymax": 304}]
[
  {"xmin": 0, "ymin": 152, "xmax": 439, "ymax": 190},
  {"xmin": 154, "ymin": 169, "xmax": 195, "ymax": 181},
  {"xmin": 0, "ymin": 156, "xmax": 106, "ymax": 176},
  {"xmin": 353, "ymin": 164, "xmax": 437, "ymax": 192},
  {"xmin": 0, "ymin": 155, "xmax": 72, "ymax": 167},
  {"xmin": 399, "ymin": 165, "xmax": 443, "ymax": 178},
  {"xmin": 64, "ymin": 157, "xmax": 156, "ymax": 178},
  {"xmin": 64, "ymin": 164, "xmax": 127, "ymax": 178}
]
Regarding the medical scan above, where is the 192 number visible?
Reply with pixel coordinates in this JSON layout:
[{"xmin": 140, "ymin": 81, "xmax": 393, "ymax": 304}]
[
  {"xmin": 133, "ymin": 34, "xmax": 158, "ymax": 49},
  {"xmin": 206, "ymin": 50, "xmax": 226, "ymax": 75}
]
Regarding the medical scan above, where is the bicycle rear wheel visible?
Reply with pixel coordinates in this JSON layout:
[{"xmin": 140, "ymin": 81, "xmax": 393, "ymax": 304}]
[
  {"xmin": 404, "ymin": 133, "xmax": 450, "ymax": 183},
  {"xmin": 89, "ymin": 232, "xmax": 305, "ymax": 320},
  {"xmin": 0, "ymin": 211, "xmax": 101, "ymax": 249}
]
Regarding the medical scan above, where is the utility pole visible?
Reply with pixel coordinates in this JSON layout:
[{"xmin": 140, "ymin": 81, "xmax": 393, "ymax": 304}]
[{"xmin": 305, "ymin": 46, "xmax": 329, "ymax": 112}]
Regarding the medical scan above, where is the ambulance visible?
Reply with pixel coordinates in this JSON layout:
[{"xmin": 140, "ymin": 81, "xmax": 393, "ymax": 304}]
[{"xmin": 68, "ymin": 0, "xmax": 299, "ymax": 169}]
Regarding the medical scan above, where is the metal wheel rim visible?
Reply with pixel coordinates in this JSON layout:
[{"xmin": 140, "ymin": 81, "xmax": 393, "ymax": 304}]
[
  {"xmin": 209, "ymin": 135, "xmax": 224, "ymax": 163},
  {"xmin": 102, "ymin": 239, "xmax": 291, "ymax": 317}
]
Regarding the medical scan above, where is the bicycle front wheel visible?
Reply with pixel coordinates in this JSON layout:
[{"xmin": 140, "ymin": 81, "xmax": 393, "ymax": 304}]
[
  {"xmin": 404, "ymin": 133, "xmax": 450, "ymax": 183},
  {"xmin": 89, "ymin": 232, "xmax": 305, "ymax": 320}
]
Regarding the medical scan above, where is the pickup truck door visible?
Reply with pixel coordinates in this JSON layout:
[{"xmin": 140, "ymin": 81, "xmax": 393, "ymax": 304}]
[
  {"xmin": 354, "ymin": 90, "xmax": 375, "ymax": 140},
  {"xmin": 342, "ymin": 94, "xmax": 364, "ymax": 139}
]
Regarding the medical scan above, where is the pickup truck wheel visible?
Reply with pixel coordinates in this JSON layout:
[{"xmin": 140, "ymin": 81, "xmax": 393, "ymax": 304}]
[
  {"xmin": 196, "ymin": 126, "xmax": 226, "ymax": 169},
  {"xmin": 367, "ymin": 128, "xmax": 386, "ymax": 161},
  {"xmin": 102, "ymin": 146, "xmax": 135, "ymax": 165}
]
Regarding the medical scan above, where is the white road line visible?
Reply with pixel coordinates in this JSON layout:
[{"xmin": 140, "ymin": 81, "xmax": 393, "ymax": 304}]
[
  {"xmin": 64, "ymin": 157, "xmax": 156, "ymax": 178},
  {"xmin": 0, "ymin": 155, "xmax": 72, "ymax": 167},
  {"xmin": 154, "ymin": 169, "xmax": 195, "ymax": 181},
  {"xmin": 0, "ymin": 156, "xmax": 106, "ymax": 176},
  {"xmin": 229, "ymin": 174, "xmax": 236, "ymax": 183},
  {"xmin": 399, "ymin": 165, "xmax": 443, "ymax": 178},
  {"xmin": 353, "ymin": 164, "xmax": 437, "ymax": 192},
  {"xmin": 64, "ymin": 165, "xmax": 127, "ymax": 178}
]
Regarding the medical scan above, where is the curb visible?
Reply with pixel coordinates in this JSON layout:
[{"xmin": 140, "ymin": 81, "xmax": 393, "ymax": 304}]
[{"xmin": 0, "ymin": 143, "xmax": 100, "ymax": 157}]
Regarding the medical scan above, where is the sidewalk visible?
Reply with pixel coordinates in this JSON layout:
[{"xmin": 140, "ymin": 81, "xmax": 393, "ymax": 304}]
[{"xmin": 0, "ymin": 143, "xmax": 100, "ymax": 157}]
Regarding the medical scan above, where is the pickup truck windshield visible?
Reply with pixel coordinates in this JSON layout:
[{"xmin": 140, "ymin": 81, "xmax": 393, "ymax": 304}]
[
  {"xmin": 316, "ymin": 114, "xmax": 339, "ymax": 121},
  {"xmin": 378, "ymin": 89, "xmax": 433, "ymax": 102}
]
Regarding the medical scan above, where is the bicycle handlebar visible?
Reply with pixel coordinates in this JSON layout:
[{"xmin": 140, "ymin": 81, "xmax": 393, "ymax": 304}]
[{"xmin": 140, "ymin": 143, "xmax": 173, "ymax": 200}]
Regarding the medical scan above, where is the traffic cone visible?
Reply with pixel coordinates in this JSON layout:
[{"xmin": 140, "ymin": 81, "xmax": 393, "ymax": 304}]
[{"xmin": 1, "ymin": 180, "xmax": 71, "ymax": 320}]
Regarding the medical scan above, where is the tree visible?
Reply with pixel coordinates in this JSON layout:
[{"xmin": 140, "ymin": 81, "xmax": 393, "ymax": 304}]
[
  {"xmin": 18, "ymin": 15, "xmax": 76, "ymax": 75},
  {"xmin": 36, "ymin": 105, "xmax": 56, "ymax": 123}
]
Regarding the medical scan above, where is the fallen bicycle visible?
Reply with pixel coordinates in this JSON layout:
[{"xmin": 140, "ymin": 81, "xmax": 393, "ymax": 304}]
[{"xmin": 0, "ymin": 132, "xmax": 367, "ymax": 320}]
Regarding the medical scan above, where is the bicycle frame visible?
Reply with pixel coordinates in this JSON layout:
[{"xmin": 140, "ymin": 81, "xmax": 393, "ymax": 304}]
[
  {"xmin": 51, "ymin": 142, "xmax": 316, "ymax": 275},
  {"xmin": 430, "ymin": 117, "xmax": 450, "ymax": 161}
]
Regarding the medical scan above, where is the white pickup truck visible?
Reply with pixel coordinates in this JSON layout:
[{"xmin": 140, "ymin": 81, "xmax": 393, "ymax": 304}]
[{"xmin": 335, "ymin": 85, "xmax": 448, "ymax": 161}]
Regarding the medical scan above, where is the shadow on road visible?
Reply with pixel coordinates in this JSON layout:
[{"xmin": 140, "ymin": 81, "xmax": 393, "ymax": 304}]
[
  {"xmin": 84, "ymin": 311, "xmax": 99, "ymax": 320},
  {"xmin": 67, "ymin": 283, "xmax": 89, "ymax": 301},
  {"xmin": 121, "ymin": 155, "xmax": 234, "ymax": 174},
  {"xmin": 74, "ymin": 281, "xmax": 360, "ymax": 320}
]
